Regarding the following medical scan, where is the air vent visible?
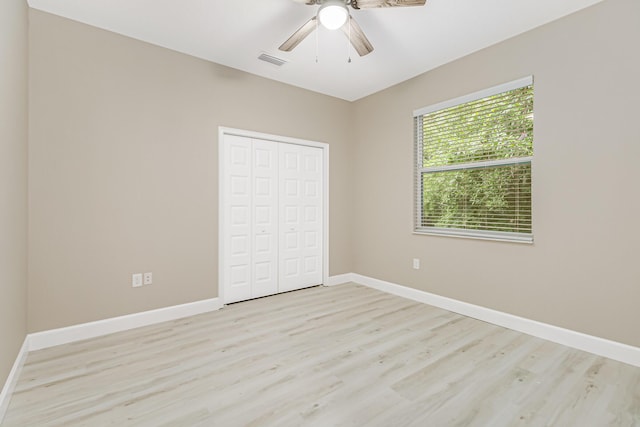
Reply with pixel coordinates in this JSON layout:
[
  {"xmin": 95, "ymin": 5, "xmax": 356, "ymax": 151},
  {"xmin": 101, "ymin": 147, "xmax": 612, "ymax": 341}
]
[{"xmin": 258, "ymin": 53, "xmax": 288, "ymax": 67}]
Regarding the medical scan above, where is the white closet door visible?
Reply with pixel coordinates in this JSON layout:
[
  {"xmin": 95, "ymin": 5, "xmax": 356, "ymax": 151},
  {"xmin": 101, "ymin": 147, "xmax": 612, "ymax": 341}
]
[
  {"xmin": 224, "ymin": 135, "xmax": 252, "ymax": 303},
  {"xmin": 222, "ymin": 133, "xmax": 324, "ymax": 304},
  {"xmin": 279, "ymin": 143, "xmax": 323, "ymax": 292},
  {"xmin": 251, "ymin": 139, "xmax": 279, "ymax": 298}
]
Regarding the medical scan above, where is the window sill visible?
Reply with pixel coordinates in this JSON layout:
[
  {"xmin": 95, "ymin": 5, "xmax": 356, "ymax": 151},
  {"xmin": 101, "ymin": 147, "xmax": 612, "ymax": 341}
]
[{"xmin": 413, "ymin": 228, "xmax": 533, "ymax": 244}]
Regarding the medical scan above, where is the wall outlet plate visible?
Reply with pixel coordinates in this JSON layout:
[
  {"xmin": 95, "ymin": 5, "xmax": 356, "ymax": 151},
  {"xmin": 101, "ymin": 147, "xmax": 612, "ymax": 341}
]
[
  {"xmin": 144, "ymin": 272, "xmax": 152, "ymax": 285},
  {"xmin": 132, "ymin": 273, "xmax": 143, "ymax": 287}
]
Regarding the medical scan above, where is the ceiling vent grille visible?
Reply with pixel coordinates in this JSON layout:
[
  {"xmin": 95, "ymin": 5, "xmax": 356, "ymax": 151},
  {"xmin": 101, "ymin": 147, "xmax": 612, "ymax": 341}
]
[{"xmin": 258, "ymin": 53, "xmax": 288, "ymax": 67}]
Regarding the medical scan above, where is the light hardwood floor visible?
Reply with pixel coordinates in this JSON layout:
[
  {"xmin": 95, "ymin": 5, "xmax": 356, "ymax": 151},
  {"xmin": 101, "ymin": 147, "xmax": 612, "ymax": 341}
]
[{"xmin": 3, "ymin": 283, "xmax": 640, "ymax": 426}]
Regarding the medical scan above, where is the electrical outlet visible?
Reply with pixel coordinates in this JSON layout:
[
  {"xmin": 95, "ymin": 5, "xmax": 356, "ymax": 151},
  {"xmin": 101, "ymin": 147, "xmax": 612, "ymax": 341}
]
[
  {"xmin": 132, "ymin": 273, "xmax": 143, "ymax": 287},
  {"xmin": 144, "ymin": 272, "xmax": 153, "ymax": 285},
  {"xmin": 412, "ymin": 258, "xmax": 420, "ymax": 270}
]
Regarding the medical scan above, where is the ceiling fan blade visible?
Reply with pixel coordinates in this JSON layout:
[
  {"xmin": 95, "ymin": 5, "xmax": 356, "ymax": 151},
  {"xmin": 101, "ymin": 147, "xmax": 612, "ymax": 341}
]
[
  {"xmin": 279, "ymin": 17, "xmax": 317, "ymax": 52},
  {"xmin": 351, "ymin": 0, "xmax": 426, "ymax": 8},
  {"xmin": 341, "ymin": 16, "xmax": 374, "ymax": 56}
]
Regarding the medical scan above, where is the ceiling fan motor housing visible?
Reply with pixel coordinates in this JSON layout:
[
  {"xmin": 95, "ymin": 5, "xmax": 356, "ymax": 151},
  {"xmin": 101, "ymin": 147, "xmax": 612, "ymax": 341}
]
[{"xmin": 318, "ymin": 1, "xmax": 350, "ymax": 30}]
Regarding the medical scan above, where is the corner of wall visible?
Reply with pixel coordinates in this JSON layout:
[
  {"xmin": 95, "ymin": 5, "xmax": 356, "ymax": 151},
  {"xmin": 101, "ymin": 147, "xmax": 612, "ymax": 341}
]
[{"xmin": 0, "ymin": 0, "xmax": 30, "ymax": 395}]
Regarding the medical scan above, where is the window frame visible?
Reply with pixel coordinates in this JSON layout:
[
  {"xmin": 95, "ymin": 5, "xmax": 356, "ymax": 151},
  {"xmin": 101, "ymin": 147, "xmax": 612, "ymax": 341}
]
[{"xmin": 413, "ymin": 76, "xmax": 534, "ymax": 244}]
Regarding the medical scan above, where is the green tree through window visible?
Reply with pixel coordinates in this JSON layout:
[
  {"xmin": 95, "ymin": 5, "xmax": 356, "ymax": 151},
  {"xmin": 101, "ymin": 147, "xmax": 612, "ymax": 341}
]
[{"xmin": 415, "ymin": 80, "xmax": 533, "ymax": 241}]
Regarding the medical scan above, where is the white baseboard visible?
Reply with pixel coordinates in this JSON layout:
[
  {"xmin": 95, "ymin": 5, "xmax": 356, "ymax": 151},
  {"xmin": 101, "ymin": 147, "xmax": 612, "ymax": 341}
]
[
  {"xmin": 330, "ymin": 273, "xmax": 640, "ymax": 368},
  {"xmin": 325, "ymin": 273, "xmax": 356, "ymax": 287},
  {"xmin": 0, "ymin": 337, "xmax": 29, "ymax": 424},
  {"xmin": 29, "ymin": 298, "xmax": 222, "ymax": 351}
]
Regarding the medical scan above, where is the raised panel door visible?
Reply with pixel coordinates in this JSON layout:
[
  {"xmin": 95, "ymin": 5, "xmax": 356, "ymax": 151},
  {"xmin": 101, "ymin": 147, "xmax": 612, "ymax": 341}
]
[
  {"xmin": 251, "ymin": 139, "xmax": 278, "ymax": 298},
  {"xmin": 224, "ymin": 135, "xmax": 252, "ymax": 303},
  {"xmin": 278, "ymin": 143, "xmax": 323, "ymax": 292},
  {"xmin": 223, "ymin": 134, "xmax": 323, "ymax": 303}
]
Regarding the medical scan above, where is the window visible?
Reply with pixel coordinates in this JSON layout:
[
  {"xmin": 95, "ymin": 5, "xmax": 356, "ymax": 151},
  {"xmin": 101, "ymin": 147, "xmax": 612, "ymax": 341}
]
[{"xmin": 414, "ymin": 77, "xmax": 534, "ymax": 243}]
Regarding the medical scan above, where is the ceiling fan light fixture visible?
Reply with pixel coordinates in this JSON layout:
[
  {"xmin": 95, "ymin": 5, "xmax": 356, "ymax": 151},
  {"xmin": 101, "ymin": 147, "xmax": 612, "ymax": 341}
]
[{"xmin": 318, "ymin": 1, "xmax": 349, "ymax": 30}]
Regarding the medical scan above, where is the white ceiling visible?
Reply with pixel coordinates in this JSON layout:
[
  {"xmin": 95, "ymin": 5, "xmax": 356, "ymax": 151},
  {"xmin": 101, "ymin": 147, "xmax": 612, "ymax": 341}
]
[{"xmin": 27, "ymin": 0, "xmax": 603, "ymax": 101}]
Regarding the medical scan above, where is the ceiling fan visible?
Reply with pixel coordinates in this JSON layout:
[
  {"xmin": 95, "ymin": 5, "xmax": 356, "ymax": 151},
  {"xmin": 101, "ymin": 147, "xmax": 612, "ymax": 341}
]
[{"xmin": 279, "ymin": 0, "xmax": 427, "ymax": 57}]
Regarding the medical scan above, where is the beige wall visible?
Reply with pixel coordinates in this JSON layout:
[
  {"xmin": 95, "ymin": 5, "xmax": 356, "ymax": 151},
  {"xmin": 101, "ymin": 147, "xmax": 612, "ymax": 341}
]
[
  {"xmin": 0, "ymin": 0, "xmax": 29, "ymax": 385},
  {"xmin": 352, "ymin": 0, "xmax": 640, "ymax": 347},
  {"xmin": 28, "ymin": 10, "xmax": 353, "ymax": 332}
]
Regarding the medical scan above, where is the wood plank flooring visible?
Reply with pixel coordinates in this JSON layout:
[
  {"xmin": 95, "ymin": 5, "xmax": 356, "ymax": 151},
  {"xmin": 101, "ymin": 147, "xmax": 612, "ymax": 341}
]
[{"xmin": 3, "ymin": 283, "xmax": 640, "ymax": 426}]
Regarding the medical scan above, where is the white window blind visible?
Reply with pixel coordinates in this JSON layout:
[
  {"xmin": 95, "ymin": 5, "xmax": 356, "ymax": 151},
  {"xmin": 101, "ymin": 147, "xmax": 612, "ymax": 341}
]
[{"xmin": 414, "ymin": 77, "xmax": 534, "ymax": 243}]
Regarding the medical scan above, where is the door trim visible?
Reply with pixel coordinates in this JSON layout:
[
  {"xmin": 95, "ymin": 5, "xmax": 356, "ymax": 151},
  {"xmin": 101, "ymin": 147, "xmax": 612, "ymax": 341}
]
[{"xmin": 218, "ymin": 127, "xmax": 329, "ymax": 305}]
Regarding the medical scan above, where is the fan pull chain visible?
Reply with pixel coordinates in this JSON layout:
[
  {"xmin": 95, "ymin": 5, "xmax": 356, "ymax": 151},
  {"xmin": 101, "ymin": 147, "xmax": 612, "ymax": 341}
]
[
  {"xmin": 315, "ymin": 17, "xmax": 319, "ymax": 63},
  {"xmin": 347, "ymin": 16, "xmax": 352, "ymax": 63}
]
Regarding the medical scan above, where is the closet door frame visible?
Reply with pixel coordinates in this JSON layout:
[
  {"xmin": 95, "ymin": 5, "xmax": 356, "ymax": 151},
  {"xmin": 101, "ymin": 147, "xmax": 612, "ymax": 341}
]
[{"xmin": 218, "ymin": 127, "xmax": 329, "ymax": 305}]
